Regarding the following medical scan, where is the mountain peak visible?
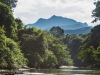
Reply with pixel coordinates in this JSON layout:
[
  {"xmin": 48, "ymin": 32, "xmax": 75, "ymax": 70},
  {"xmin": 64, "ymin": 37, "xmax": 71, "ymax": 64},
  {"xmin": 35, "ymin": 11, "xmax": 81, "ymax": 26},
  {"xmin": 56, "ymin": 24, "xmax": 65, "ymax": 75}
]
[
  {"xmin": 51, "ymin": 15, "xmax": 56, "ymax": 17},
  {"xmin": 50, "ymin": 15, "xmax": 60, "ymax": 19},
  {"xmin": 51, "ymin": 15, "xmax": 67, "ymax": 18}
]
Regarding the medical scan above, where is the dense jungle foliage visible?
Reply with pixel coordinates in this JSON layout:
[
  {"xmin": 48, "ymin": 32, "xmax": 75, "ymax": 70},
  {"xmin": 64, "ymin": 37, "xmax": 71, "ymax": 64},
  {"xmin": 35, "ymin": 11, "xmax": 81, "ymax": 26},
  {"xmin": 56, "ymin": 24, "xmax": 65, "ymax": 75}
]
[{"xmin": 0, "ymin": 0, "xmax": 100, "ymax": 69}]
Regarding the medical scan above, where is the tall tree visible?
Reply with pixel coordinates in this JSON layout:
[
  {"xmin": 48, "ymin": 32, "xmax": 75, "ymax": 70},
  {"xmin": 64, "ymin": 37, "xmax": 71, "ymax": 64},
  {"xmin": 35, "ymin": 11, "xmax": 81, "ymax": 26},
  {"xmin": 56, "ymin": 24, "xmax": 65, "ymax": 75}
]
[
  {"xmin": 0, "ymin": 27, "xmax": 27, "ymax": 69},
  {"xmin": 78, "ymin": 25, "xmax": 100, "ymax": 67},
  {"xmin": 50, "ymin": 26, "xmax": 64, "ymax": 38},
  {"xmin": 0, "ymin": 2, "xmax": 18, "ymax": 41},
  {"xmin": 0, "ymin": 0, "xmax": 18, "ymax": 10},
  {"xmin": 15, "ymin": 18, "xmax": 25, "ymax": 30},
  {"xmin": 78, "ymin": 0, "xmax": 100, "ymax": 67},
  {"xmin": 63, "ymin": 34, "xmax": 84, "ymax": 66},
  {"xmin": 18, "ymin": 28, "xmax": 47, "ymax": 68},
  {"xmin": 92, "ymin": 0, "xmax": 100, "ymax": 22},
  {"xmin": 47, "ymin": 33, "xmax": 73, "ymax": 66}
]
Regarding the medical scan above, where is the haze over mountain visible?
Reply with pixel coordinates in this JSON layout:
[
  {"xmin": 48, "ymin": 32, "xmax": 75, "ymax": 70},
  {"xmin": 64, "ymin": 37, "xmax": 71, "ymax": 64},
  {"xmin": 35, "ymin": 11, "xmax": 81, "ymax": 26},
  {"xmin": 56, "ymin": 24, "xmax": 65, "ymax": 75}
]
[{"xmin": 27, "ymin": 15, "xmax": 92, "ymax": 34}]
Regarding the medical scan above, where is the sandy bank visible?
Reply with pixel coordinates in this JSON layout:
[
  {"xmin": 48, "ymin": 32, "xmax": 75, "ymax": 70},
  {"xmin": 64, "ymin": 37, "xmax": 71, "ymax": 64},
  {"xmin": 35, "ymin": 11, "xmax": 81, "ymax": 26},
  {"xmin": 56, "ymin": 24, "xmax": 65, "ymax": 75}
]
[{"xmin": 60, "ymin": 66, "xmax": 78, "ymax": 69}]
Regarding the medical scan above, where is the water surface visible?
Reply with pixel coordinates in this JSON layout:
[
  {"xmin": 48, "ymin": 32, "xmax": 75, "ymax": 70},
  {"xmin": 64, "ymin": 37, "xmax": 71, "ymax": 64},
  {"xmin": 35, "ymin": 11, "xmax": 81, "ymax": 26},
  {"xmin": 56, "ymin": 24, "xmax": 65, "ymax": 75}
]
[{"xmin": 33, "ymin": 68, "xmax": 100, "ymax": 75}]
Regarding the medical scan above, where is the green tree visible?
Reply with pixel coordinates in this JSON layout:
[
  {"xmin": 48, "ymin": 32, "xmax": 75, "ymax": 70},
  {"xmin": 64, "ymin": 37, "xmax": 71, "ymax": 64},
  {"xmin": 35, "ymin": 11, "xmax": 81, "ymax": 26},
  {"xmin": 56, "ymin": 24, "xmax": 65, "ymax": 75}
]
[
  {"xmin": 95, "ymin": 46, "xmax": 100, "ymax": 67},
  {"xmin": 78, "ymin": 25, "xmax": 100, "ymax": 67},
  {"xmin": 50, "ymin": 26, "xmax": 64, "ymax": 38},
  {"xmin": 63, "ymin": 34, "xmax": 84, "ymax": 66},
  {"xmin": 0, "ymin": 2, "xmax": 18, "ymax": 41},
  {"xmin": 0, "ymin": 27, "xmax": 27, "ymax": 69},
  {"xmin": 47, "ymin": 33, "xmax": 73, "ymax": 66},
  {"xmin": 15, "ymin": 18, "xmax": 25, "ymax": 30},
  {"xmin": 79, "ymin": 45, "xmax": 100, "ymax": 67},
  {"xmin": 18, "ymin": 27, "xmax": 73, "ymax": 68},
  {"xmin": 82, "ymin": 25, "xmax": 100, "ymax": 49},
  {"xmin": 0, "ymin": 0, "xmax": 18, "ymax": 10},
  {"xmin": 41, "ymin": 50, "xmax": 57, "ymax": 68},
  {"xmin": 18, "ymin": 28, "xmax": 47, "ymax": 68},
  {"xmin": 92, "ymin": 0, "xmax": 100, "ymax": 22},
  {"xmin": 79, "ymin": 46, "xmax": 96, "ymax": 67}
]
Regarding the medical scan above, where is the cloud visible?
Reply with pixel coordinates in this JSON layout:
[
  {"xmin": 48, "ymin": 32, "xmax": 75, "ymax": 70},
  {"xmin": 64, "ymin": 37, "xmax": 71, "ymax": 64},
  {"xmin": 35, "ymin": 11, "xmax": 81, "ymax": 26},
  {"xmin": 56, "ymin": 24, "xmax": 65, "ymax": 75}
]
[{"xmin": 13, "ymin": 0, "xmax": 96, "ymax": 26}]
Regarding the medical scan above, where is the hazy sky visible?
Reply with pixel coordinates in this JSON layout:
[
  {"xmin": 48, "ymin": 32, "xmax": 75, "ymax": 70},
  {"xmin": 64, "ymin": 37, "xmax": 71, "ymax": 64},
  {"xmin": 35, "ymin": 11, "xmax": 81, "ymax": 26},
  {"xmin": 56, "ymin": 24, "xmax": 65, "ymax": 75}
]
[{"xmin": 13, "ymin": 0, "xmax": 96, "ymax": 26}]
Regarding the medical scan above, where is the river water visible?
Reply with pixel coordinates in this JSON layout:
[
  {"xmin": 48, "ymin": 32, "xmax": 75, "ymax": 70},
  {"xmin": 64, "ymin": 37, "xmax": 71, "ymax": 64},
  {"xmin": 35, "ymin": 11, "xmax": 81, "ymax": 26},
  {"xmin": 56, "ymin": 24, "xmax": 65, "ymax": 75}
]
[
  {"xmin": 2, "ymin": 68, "xmax": 99, "ymax": 75},
  {"xmin": 28, "ymin": 68, "xmax": 100, "ymax": 75}
]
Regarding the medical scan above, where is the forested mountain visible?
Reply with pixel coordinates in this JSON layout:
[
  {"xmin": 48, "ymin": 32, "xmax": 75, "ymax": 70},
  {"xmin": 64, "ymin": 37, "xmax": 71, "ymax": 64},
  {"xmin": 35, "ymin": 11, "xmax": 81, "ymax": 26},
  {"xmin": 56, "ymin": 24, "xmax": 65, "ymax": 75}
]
[
  {"xmin": 27, "ymin": 15, "xmax": 90, "ymax": 30},
  {"xmin": 27, "ymin": 15, "xmax": 92, "ymax": 34}
]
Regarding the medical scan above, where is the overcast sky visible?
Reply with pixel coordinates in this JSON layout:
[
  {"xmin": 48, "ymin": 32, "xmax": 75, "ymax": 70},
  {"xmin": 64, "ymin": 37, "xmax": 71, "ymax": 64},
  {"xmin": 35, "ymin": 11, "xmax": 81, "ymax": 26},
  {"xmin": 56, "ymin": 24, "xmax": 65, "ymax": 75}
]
[{"xmin": 13, "ymin": 0, "xmax": 96, "ymax": 26}]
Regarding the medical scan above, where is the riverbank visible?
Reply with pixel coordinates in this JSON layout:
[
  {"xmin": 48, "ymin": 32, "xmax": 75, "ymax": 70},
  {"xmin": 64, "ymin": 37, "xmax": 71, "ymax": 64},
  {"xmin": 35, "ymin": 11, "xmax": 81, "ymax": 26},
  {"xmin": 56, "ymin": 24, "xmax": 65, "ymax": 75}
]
[{"xmin": 0, "ymin": 68, "xmax": 36, "ymax": 74}]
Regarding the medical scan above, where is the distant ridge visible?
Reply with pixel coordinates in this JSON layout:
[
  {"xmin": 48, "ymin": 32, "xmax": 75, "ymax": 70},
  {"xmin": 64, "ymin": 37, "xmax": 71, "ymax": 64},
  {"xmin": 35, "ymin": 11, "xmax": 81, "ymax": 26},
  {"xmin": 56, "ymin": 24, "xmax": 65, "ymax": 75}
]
[
  {"xmin": 27, "ymin": 15, "xmax": 92, "ymax": 34},
  {"xmin": 64, "ymin": 27, "xmax": 92, "ymax": 35}
]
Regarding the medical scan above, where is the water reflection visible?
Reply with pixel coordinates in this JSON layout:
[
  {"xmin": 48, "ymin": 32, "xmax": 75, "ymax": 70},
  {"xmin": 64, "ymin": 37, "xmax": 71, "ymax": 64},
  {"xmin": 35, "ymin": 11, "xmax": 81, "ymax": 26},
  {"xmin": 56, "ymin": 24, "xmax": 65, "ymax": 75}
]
[{"xmin": 36, "ymin": 68, "xmax": 100, "ymax": 75}]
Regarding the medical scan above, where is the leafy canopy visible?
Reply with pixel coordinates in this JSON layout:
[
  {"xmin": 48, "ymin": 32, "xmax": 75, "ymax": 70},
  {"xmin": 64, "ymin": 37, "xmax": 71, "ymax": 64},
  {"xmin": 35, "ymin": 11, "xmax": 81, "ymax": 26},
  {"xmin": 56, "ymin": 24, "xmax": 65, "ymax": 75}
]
[
  {"xmin": 0, "ymin": 27, "xmax": 27, "ymax": 69},
  {"xmin": 0, "ymin": 2, "xmax": 18, "ymax": 40},
  {"xmin": 0, "ymin": 0, "xmax": 18, "ymax": 10},
  {"xmin": 92, "ymin": 0, "xmax": 100, "ymax": 22}
]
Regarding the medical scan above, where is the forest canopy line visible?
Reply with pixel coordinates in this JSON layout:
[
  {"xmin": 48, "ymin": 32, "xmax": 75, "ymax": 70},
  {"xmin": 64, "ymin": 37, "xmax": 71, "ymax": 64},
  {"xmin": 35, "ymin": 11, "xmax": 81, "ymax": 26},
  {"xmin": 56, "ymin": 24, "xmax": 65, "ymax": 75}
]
[{"xmin": 0, "ymin": 0, "xmax": 100, "ymax": 69}]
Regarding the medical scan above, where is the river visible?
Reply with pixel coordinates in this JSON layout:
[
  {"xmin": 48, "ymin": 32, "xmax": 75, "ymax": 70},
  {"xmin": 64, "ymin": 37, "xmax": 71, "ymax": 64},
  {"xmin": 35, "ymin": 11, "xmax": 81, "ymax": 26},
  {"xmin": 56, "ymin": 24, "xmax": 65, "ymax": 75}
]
[
  {"xmin": 24, "ymin": 68, "xmax": 100, "ymax": 75},
  {"xmin": 1, "ymin": 68, "xmax": 100, "ymax": 75}
]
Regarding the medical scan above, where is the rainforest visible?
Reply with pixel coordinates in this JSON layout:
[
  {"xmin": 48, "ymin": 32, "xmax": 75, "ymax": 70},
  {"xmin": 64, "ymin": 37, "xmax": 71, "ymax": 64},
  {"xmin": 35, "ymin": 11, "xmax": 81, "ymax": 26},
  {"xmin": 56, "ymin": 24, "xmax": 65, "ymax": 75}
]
[{"xmin": 0, "ymin": 0, "xmax": 100, "ymax": 70}]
